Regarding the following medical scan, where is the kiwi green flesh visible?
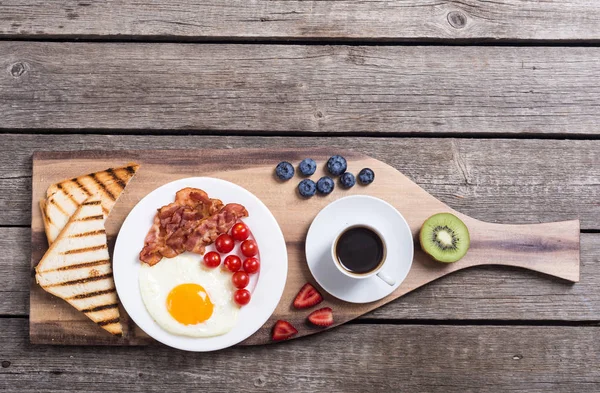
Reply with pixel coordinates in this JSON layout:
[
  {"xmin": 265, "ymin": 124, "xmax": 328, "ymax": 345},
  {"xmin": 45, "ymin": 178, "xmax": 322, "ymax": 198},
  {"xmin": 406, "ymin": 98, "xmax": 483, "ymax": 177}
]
[{"xmin": 419, "ymin": 213, "xmax": 470, "ymax": 263}]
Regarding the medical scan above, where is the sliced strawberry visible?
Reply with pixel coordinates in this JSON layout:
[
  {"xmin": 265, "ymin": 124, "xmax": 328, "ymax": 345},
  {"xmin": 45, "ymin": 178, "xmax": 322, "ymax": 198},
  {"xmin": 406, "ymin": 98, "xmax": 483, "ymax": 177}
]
[
  {"xmin": 293, "ymin": 283, "xmax": 323, "ymax": 309},
  {"xmin": 272, "ymin": 320, "xmax": 298, "ymax": 341},
  {"xmin": 308, "ymin": 307, "xmax": 334, "ymax": 327}
]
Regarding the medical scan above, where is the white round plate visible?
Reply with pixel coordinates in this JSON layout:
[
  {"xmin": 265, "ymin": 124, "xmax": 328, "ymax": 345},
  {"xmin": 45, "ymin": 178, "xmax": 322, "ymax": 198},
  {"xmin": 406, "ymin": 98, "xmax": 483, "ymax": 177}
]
[
  {"xmin": 305, "ymin": 195, "xmax": 413, "ymax": 303},
  {"xmin": 113, "ymin": 177, "xmax": 287, "ymax": 351}
]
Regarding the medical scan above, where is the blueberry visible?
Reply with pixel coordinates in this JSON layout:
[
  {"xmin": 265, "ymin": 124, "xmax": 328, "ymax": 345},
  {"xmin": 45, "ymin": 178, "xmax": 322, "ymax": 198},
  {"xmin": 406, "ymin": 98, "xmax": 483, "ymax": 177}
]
[
  {"xmin": 340, "ymin": 172, "xmax": 356, "ymax": 188},
  {"xmin": 316, "ymin": 176, "xmax": 335, "ymax": 195},
  {"xmin": 298, "ymin": 158, "xmax": 317, "ymax": 176},
  {"xmin": 358, "ymin": 168, "xmax": 375, "ymax": 185},
  {"xmin": 298, "ymin": 179, "xmax": 316, "ymax": 198},
  {"xmin": 326, "ymin": 155, "xmax": 347, "ymax": 176},
  {"xmin": 275, "ymin": 161, "xmax": 295, "ymax": 181}
]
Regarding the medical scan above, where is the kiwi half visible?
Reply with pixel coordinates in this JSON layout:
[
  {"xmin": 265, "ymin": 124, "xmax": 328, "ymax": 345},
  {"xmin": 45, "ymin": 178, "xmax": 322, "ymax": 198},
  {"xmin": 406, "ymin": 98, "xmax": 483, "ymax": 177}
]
[{"xmin": 419, "ymin": 213, "xmax": 470, "ymax": 263}]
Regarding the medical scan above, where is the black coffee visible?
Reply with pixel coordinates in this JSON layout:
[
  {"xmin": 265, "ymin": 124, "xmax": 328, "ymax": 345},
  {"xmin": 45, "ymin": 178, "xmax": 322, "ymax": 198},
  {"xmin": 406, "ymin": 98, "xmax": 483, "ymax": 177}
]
[{"xmin": 335, "ymin": 226, "xmax": 385, "ymax": 274}]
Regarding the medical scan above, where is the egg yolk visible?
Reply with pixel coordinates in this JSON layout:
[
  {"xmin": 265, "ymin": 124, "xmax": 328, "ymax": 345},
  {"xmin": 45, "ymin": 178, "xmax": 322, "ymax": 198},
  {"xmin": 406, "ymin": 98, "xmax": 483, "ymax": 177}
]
[{"xmin": 166, "ymin": 283, "xmax": 213, "ymax": 325}]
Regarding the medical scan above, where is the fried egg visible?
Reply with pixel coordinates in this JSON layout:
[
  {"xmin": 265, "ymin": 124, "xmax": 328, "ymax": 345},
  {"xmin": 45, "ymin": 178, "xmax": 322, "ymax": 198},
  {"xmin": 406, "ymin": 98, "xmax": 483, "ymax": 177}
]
[{"xmin": 139, "ymin": 254, "xmax": 238, "ymax": 337}]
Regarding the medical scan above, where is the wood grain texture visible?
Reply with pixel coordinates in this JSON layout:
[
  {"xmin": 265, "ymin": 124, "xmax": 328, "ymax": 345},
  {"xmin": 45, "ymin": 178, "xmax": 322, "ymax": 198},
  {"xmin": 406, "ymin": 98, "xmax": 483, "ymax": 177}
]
[
  {"xmin": 1, "ymin": 135, "xmax": 599, "ymax": 229},
  {"xmin": 29, "ymin": 149, "xmax": 580, "ymax": 346},
  {"xmin": 5, "ymin": 228, "xmax": 600, "ymax": 320},
  {"xmin": 0, "ymin": 136, "xmax": 596, "ymax": 319},
  {"xmin": 0, "ymin": 228, "xmax": 29, "ymax": 315},
  {"xmin": 1, "ymin": 1, "xmax": 600, "ymax": 41},
  {"xmin": 2, "ymin": 43, "xmax": 600, "ymax": 135},
  {"xmin": 3, "ymin": 318, "xmax": 600, "ymax": 393}
]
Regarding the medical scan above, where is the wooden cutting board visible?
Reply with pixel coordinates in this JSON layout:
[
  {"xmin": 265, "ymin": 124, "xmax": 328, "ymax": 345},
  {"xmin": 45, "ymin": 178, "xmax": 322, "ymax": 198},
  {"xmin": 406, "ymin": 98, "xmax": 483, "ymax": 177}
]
[{"xmin": 30, "ymin": 149, "xmax": 580, "ymax": 346}]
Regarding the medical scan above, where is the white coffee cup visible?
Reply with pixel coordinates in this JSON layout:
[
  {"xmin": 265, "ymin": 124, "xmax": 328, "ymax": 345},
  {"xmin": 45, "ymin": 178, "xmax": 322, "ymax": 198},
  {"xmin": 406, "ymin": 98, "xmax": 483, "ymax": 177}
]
[{"xmin": 330, "ymin": 224, "xmax": 396, "ymax": 286}]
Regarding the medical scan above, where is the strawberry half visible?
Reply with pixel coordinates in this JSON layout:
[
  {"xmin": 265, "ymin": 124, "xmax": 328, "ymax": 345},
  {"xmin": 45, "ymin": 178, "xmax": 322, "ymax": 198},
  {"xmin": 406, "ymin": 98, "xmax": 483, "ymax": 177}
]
[
  {"xmin": 308, "ymin": 307, "xmax": 334, "ymax": 327},
  {"xmin": 272, "ymin": 320, "xmax": 298, "ymax": 341},
  {"xmin": 293, "ymin": 283, "xmax": 323, "ymax": 309}
]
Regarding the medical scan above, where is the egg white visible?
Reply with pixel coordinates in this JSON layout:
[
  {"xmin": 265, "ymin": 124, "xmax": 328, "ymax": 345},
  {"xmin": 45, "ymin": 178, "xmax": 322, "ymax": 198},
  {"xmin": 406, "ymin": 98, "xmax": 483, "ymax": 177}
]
[{"xmin": 139, "ymin": 254, "xmax": 239, "ymax": 337}]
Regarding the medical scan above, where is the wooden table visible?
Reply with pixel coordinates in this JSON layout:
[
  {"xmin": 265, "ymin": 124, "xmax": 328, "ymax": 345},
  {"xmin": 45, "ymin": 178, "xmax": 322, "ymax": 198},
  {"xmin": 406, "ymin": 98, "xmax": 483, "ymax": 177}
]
[{"xmin": 1, "ymin": 1, "xmax": 599, "ymax": 392}]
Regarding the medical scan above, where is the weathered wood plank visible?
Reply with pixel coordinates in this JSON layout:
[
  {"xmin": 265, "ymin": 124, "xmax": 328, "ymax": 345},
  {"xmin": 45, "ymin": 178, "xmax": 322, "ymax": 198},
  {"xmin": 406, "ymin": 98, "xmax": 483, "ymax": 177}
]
[
  {"xmin": 0, "ymin": 228, "xmax": 29, "ymax": 315},
  {"xmin": 2, "ymin": 43, "xmax": 600, "ymax": 135},
  {"xmin": 9, "ymin": 225, "xmax": 598, "ymax": 319},
  {"xmin": 0, "ymin": 135, "xmax": 598, "ymax": 229},
  {"xmin": 1, "ymin": 1, "xmax": 600, "ymax": 42},
  {"xmin": 4, "ymin": 136, "xmax": 597, "ymax": 322},
  {"xmin": 1, "ymin": 318, "xmax": 599, "ymax": 392}
]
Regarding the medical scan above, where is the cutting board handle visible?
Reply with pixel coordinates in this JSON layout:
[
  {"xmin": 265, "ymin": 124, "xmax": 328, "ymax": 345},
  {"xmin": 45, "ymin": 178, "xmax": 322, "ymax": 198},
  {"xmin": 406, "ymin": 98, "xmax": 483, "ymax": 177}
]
[{"xmin": 465, "ymin": 218, "xmax": 580, "ymax": 282}]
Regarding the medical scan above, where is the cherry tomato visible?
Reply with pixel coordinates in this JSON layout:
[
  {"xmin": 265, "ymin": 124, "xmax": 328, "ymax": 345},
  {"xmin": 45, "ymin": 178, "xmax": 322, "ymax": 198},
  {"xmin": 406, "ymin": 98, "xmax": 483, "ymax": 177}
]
[
  {"xmin": 203, "ymin": 251, "xmax": 221, "ymax": 268},
  {"xmin": 232, "ymin": 271, "xmax": 250, "ymax": 289},
  {"xmin": 215, "ymin": 234, "xmax": 235, "ymax": 253},
  {"xmin": 233, "ymin": 289, "xmax": 251, "ymax": 306},
  {"xmin": 231, "ymin": 222, "xmax": 250, "ymax": 242},
  {"xmin": 243, "ymin": 257, "xmax": 260, "ymax": 274},
  {"xmin": 241, "ymin": 239, "xmax": 258, "ymax": 257},
  {"xmin": 224, "ymin": 255, "xmax": 242, "ymax": 272}
]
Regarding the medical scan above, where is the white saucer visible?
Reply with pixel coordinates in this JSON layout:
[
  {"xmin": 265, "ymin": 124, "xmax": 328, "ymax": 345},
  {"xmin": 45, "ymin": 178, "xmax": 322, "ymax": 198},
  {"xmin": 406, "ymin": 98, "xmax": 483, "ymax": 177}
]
[{"xmin": 305, "ymin": 195, "xmax": 413, "ymax": 303}]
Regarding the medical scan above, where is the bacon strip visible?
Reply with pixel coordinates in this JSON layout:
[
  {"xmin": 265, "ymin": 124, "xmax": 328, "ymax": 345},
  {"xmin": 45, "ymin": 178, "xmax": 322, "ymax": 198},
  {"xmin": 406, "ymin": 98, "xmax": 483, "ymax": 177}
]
[
  {"xmin": 139, "ymin": 215, "xmax": 167, "ymax": 265},
  {"xmin": 184, "ymin": 203, "xmax": 249, "ymax": 254},
  {"xmin": 139, "ymin": 188, "xmax": 248, "ymax": 265}
]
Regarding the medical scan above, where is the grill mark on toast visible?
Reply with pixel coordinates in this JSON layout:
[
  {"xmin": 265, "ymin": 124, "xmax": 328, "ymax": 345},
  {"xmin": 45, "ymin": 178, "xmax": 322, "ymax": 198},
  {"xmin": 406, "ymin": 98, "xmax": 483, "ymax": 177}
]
[
  {"xmin": 97, "ymin": 317, "xmax": 120, "ymax": 326},
  {"xmin": 72, "ymin": 178, "xmax": 92, "ymax": 197},
  {"xmin": 82, "ymin": 200, "xmax": 102, "ymax": 206},
  {"xmin": 56, "ymin": 182, "xmax": 80, "ymax": 206},
  {"xmin": 39, "ymin": 259, "xmax": 111, "ymax": 273},
  {"xmin": 106, "ymin": 168, "xmax": 127, "ymax": 189},
  {"xmin": 66, "ymin": 288, "xmax": 115, "ymax": 300},
  {"xmin": 48, "ymin": 197, "xmax": 69, "ymax": 217},
  {"xmin": 40, "ymin": 200, "xmax": 52, "ymax": 225},
  {"xmin": 90, "ymin": 173, "xmax": 117, "ymax": 201},
  {"xmin": 125, "ymin": 165, "xmax": 137, "ymax": 175},
  {"xmin": 76, "ymin": 214, "xmax": 104, "ymax": 222},
  {"xmin": 82, "ymin": 303, "xmax": 119, "ymax": 313},
  {"xmin": 61, "ymin": 244, "xmax": 107, "ymax": 254},
  {"xmin": 44, "ymin": 272, "xmax": 113, "ymax": 287},
  {"xmin": 69, "ymin": 229, "xmax": 106, "ymax": 238}
]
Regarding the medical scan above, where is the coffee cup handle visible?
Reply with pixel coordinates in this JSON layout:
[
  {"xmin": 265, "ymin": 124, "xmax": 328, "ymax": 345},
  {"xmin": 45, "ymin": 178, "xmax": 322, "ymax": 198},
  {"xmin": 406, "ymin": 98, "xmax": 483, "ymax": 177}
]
[{"xmin": 376, "ymin": 271, "xmax": 396, "ymax": 286}]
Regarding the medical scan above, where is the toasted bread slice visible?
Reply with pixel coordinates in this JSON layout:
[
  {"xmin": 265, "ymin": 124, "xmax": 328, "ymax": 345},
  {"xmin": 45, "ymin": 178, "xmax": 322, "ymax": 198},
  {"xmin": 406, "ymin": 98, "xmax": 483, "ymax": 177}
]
[
  {"xmin": 36, "ymin": 195, "xmax": 123, "ymax": 336},
  {"xmin": 43, "ymin": 163, "xmax": 140, "ymax": 244},
  {"xmin": 39, "ymin": 199, "xmax": 50, "ymax": 241}
]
